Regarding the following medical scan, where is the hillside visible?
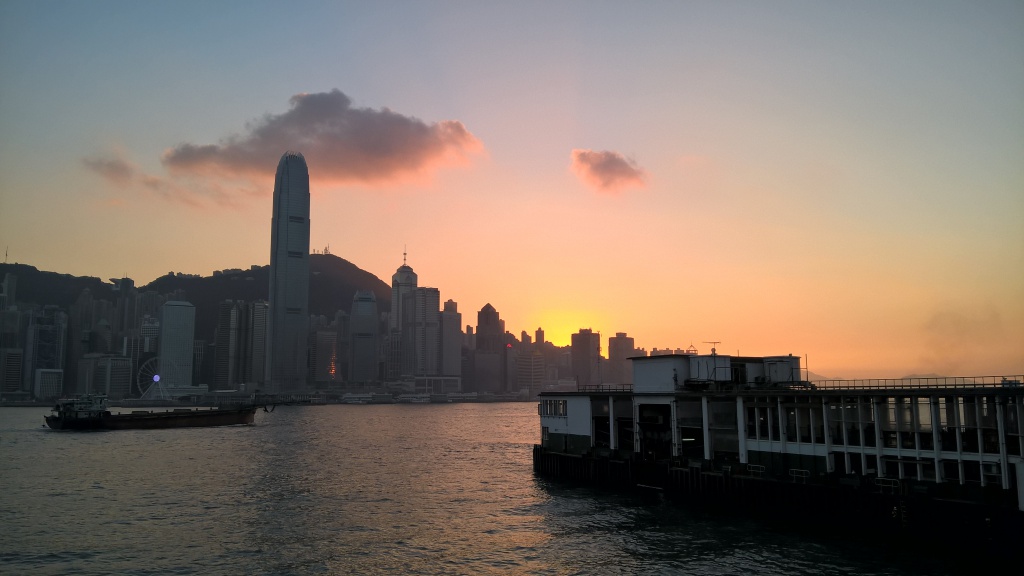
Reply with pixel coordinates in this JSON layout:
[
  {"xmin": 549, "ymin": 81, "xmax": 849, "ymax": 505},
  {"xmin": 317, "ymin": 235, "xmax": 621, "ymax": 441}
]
[{"xmin": 0, "ymin": 254, "xmax": 391, "ymax": 341}]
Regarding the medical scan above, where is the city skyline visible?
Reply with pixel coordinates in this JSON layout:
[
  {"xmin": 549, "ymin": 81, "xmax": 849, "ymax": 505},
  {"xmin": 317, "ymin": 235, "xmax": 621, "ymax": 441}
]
[{"xmin": 1, "ymin": 2, "xmax": 1022, "ymax": 378}]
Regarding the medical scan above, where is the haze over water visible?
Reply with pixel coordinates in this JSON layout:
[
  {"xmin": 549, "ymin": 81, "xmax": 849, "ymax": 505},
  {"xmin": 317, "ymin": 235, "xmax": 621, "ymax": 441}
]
[{"xmin": 0, "ymin": 403, "xmax": 980, "ymax": 575}]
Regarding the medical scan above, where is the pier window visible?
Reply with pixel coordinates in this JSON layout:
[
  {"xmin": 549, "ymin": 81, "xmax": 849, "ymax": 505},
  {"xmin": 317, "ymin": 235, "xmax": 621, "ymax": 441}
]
[
  {"xmin": 917, "ymin": 398, "xmax": 934, "ymax": 450},
  {"xmin": 939, "ymin": 397, "xmax": 957, "ymax": 451},
  {"xmin": 798, "ymin": 405, "xmax": 811, "ymax": 443},
  {"xmin": 540, "ymin": 399, "xmax": 567, "ymax": 417},
  {"xmin": 746, "ymin": 406, "xmax": 757, "ymax": 440},
  {"xmin": 920, "ymin": 461, "xmax": 936, "ymax": 482},
  {"xmin": 982, "ymin": 462, "xmax": 1002, "ymax": 486},
  {"xmin": 897, "ymin": 398, "xmax": 916, "ymax": 450},
  {"xmin": 1006, "ymin": 397, "xmax": 1021, "ymax": 457},
  {"xmin": 980, "ymin": 396, "xmax": 999, "ymax": 454},
  {"xmin": 785, "ymin": 405, "xmax": 797, "ymax": 443},
  {"xmin": 812, "ymin": 402, "xmax": 824, "ymax": 444},
  {"xmin": 828, "ymin": 402, "xmax": 842, "ymax": 445},
  {"xmin": 771, "ymin": 403, "xmax": 781, "ymax": 441},
  {"xmin": 844, "ymin": 398, "xmax": 861, "ymax": 446},
  {"xmin": 881, "ymin": 398, "xmax": 898, "ymax": 449},
  {"xmin": 861, "ymin": 400, "xmax": 877, "ymax": 448},
  {"xmin": 960, "ymin": 398, "xmax": 979, "ymax": 453}
]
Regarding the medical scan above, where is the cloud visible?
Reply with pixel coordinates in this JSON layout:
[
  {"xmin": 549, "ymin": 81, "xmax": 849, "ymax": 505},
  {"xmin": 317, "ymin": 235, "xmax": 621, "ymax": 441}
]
[
  {"xmin": 82, "ymin": 156, "xmax": 136, "ymax": 186},
  {"xmin": 570, "ymin": 149, "xmax": 646, "ymax": 193},
  {"xmin": 162, "ymin": 89, "xmax": 483, "ymax": 185}
]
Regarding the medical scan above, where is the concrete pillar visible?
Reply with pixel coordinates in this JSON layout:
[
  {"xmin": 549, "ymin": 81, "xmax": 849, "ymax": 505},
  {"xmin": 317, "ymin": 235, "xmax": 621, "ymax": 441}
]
[
  {"xmin": 953, "ymin": 396, "xmax": 965, "ymax": 485},
  {"xmin": 976, "ymin": 399, "xmax": 986, "ymax": 487},
  {"xmin": 702, "ymin": 396, "xmax": 711, "ymax": 461},
  {"xmin": 821, "ymin": 397, "xmax": 833, "ymax": 472},
  {"xmin": 996, "ymin": 397, "xmax": 1009, "ymax": 490},
  {"xmin": 931, "ymin": 396, "xmax": 942, "ymax": 483},
  {"xmin": 671, "ymin": 400, "xmax": 680, "ymax": 458},
  {"xmin": 633, "ymin": 399, "xmax": 640, "ymax": 454},
  {"xmin": 872, "ymin": 397, "xmax": 884, "ymax": 478},
  {"xmin": 736, "ymin": 396, "xmax": 748, "ymax": 464},
  {"xmin": 609, "ymin": 395, "xmax": 616, "ymax": 451}
]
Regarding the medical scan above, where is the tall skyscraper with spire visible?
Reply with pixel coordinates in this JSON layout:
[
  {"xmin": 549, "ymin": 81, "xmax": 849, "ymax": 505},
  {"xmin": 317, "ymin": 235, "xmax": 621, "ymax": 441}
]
[
  {"xmin": 266, "ymin": 152, "xmax": 310, "ymax": 393},
  {"xmin": 387, "ymin": 251, "xmax": 418, "ymax": 378}
]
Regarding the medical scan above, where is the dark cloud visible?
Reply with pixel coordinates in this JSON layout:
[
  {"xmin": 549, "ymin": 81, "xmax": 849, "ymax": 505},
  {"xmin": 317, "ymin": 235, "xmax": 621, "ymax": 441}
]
[
  {"xmin": 162, "ymin": 89, "xmax": 482, "ymax": 184},
  {"xmin": 570, "ymin": 148, "xmax": 646, "ymax": 193},
  {"xmin": 82, "ymin": 156, "xmax": 135, "ymax": 186}
]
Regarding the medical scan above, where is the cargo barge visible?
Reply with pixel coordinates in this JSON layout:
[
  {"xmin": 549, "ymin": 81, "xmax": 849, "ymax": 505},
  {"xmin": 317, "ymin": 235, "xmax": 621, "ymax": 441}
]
[
  {"xmin": 45, "ymin": 394, "xmax": 257, "ymax": 430},
  {"xmin": 534, "ymin": 351, "xmax": 1024, "ymax": 540}
]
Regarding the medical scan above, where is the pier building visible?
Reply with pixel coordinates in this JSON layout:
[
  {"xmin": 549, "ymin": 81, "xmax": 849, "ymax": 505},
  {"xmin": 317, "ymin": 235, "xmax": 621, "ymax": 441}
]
[{"xmin": 535, "ymin": 351, "xmax": 1024, "ymax": 536}]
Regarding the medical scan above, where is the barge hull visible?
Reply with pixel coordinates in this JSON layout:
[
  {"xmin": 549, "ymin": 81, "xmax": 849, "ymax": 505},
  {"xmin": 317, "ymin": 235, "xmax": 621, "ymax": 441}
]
[{"xmin": 45, "ymin": 408, "xmax": 257, "ymax": 430}]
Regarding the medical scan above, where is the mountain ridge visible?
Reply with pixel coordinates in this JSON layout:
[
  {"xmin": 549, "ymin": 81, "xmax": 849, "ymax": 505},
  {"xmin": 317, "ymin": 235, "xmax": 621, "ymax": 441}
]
[{"xmin": 0, "ymin": 254, "xmax": 391, "ymax": 342}]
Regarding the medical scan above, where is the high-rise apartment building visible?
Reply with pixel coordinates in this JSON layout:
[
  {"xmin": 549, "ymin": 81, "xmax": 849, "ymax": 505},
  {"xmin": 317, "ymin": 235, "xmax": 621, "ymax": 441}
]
[
  {"xmin": 473, "ymin": 304, "xmax": 506, "ymax": 393},
  {"xmin": 414, "ymin": 287, "xmax": 440, "ymax": 376},
  {"xmin": 23, "ymin": 306, "xmax": 67, "ymax": 396},
  {"xmin": 440, "ymin": 300, "xmax": 462, "ymax": 377},
  {"xmin": 246, "ymin": 301, "xmax": 268, "ymax": 386},
  {"xmin": 214, "ymin": 300, "xmax": 244, "ymax": 388},
  {"xmin": 158, "ymin": 301, "xmax": 195, "ymax": 390},
  {"xmin": 387, "ymin": 255, "xmax": 418, "ymax": 379},
  {"xmin": 607, "ymin": 332, "xmax": 636, "ymax": 385},
  {"xmin": 349, "ymin": 290, "xmax": 379, "ymax": 383},
  {"xmin": 267, "ymin": 152, "xmax": 310, "ymax": 393},
  {"xmin": 571, "ymin": 328, "xmax": 602, "ymax": 388}
]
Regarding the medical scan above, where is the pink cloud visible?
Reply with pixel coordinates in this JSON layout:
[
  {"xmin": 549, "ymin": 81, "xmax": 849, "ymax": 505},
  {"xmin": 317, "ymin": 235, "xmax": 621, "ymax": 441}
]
[
  {"xmin": 570, "ymin": 149, "xmax": 646, "ymax": 193},
  {"xmin": 162, "ymin": 89, "xmax": 483, "ymax": 185}
]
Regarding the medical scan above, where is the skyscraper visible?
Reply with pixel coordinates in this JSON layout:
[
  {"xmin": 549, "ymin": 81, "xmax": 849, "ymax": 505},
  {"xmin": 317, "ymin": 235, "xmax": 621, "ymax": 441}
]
[
  {"xmin": 158, "ymin": 301, "xmax": 195, "ymax": 391},
  {"xmin": 387, "ymin": 254, "xmax": 417, "ymax": 378},
  {"xmin": 607, "ymin": 332, "xmax": 636, "ymax": 385},
  {"xmin": 571, "ymin": 328, "xmax": 602, "ymax": 388},
  {"xmin": 267, "ymin": 152, "xmax": 310, "ymax": 393},
  {"xmin": 440, "ymin": 300, "xmax": 462, "ymax": 377},
  {"xmin": 414, "ymin": 287, "xmax": 440, "ymax": 376},
  {"xmin": 349, "ymin": 290, "xmax": 379, "ymax": 383}
]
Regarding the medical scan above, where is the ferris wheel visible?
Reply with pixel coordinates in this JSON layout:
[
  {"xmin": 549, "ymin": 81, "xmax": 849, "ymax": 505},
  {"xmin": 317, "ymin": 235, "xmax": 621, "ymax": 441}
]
[{"xmin": 136, "ymin": 356, "xmax": 182, "ymax": 400}]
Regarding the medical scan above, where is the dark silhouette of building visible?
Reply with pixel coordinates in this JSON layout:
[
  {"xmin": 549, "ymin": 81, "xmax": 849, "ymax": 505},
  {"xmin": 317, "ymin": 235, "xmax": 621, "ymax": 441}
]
[
  {"xmin": 267, "ymin": 152, "xmax": 311, "ymax": 393},
  {"xmin": 571, "ymin": 328, "xmax": 601, "ymax": 388}
]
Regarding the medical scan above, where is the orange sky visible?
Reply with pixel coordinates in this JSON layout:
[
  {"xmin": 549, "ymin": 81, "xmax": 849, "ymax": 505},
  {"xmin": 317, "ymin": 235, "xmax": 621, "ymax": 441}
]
[{"xmin": 1, "ymin": 2, "xmax": 1021, "ymax": 378}]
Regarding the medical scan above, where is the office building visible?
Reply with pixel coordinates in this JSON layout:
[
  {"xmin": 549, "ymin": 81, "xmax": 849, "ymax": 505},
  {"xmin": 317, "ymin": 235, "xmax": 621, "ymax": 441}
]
[{"xmin": 267, "ymin": 152, "xmax": 311, "ymax": 393}]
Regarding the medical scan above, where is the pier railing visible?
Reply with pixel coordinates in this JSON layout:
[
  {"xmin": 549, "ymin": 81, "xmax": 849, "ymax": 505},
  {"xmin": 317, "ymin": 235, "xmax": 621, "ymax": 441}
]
[
  {"xmin": 578, "ymin": 384, "xmax": 634, "ymax": 392},
  {"xmin": 811, "ymin": 375, "xmax": 1022, "ymax": 391}
]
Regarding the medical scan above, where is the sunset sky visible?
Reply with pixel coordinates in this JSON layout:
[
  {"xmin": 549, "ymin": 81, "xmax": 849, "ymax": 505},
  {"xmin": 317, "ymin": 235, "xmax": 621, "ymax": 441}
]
[{"xmin": 1, "ymin": 1, "xmax": 1021, "ymax": 378}]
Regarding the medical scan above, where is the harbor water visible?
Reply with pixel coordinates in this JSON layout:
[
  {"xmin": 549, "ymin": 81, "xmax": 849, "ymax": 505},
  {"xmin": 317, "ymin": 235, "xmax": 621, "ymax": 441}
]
[{"xmin": 0, "ymin": 403, "xmax": 992, "ymax": 575}]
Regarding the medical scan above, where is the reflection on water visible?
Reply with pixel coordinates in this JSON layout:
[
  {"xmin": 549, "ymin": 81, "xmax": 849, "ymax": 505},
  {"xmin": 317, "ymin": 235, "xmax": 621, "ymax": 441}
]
[{"xmin": 0, "ymin": 404, "xmax": 976, "ymax": 575}]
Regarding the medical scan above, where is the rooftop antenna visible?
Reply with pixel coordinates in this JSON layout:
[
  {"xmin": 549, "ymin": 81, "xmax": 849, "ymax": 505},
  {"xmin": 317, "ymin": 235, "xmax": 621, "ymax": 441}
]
[
  {"xmin": 703, "ymin": 341, "xmax": 721, "ymax": 382},
  {"xmin": 403, "ymin": 245, "xmax": 407, "ymax": 266}
]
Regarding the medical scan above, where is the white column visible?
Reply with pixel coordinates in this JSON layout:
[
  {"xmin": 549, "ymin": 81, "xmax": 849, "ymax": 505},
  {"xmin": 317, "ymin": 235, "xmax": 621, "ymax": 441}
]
[
  {"xmin": 872, "ymin": 397, "xmax": 884, "ymax": 478},
  {"xmin": 996, "ymin": 397, "xmax": 1009, "ymax": 490},
  {"xmin": 976, "ymin": 399, "xmax": 986, "ymax": 487},
  {"xmin": 702, "ymin": 396, "xmax": 711, "ymax": 461},
  {"xmin": 737, "ymin": 397, "xmax": 748, "ymax": 464},
  {"xmin": 821, "ymin": 398, "xmax": 834, "ymax": 473},
  {"xmin": 931, "ymin": 397, "xmax": 942, "ymax": 484},
  {"xmin": 671, "ymin": 400, "xmax": 680, "ymax": 458},
  {"xmin": 953, "ymin": 396, "xmax": 965, "ymax": 485},
  {"xmin": 633, "ymin": 399, "xmax": 641, "ymax": 454},
  {"xmin": 608, "ymin": 395, "xmax": 617, "ymax": 451}
]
